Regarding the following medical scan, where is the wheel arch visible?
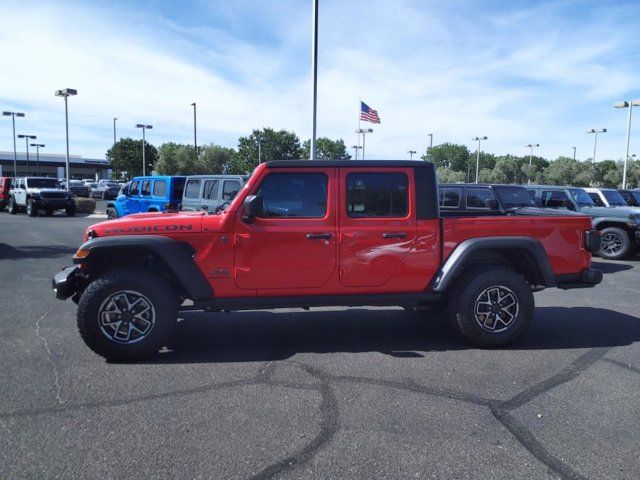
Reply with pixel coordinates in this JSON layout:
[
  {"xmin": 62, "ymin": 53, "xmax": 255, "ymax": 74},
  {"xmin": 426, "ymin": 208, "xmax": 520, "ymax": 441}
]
[
  {"xmin": 594, "ymin": 220, "xmax": 634, "ymax": 236},
  {"xmin": 430, "ymin": 237, "xmax": 556, "ymax": 292},
  {"xmin": 75, "ymin": 235, "xmax": 213, "ymax": 300}
]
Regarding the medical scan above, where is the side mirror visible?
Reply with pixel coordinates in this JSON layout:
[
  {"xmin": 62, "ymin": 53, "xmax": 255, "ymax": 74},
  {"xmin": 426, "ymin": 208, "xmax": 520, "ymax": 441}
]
[
  {"xmin": 485, "ymin": 199, "xmax": 499, "ymax": 210},
  {"xmin": 242, "ymin": 195, "xmax": 263, "ymax": 223},
  {"xmin": 122, "ymin": 186, "xmax": 130, "ymax": 196}
]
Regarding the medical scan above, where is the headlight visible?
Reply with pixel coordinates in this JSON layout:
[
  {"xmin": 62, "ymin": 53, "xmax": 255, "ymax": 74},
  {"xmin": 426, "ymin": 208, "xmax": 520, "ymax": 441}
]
[{"xmin": 627, "ymin": 213, "xmax": 640, "ymax": 227}]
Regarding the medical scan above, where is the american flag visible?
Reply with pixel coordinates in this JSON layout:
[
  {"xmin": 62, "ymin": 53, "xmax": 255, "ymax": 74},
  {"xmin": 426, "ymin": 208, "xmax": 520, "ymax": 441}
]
[{"xmin": 360, "ymin": 101, "xmax": 381, "ymax": 124}]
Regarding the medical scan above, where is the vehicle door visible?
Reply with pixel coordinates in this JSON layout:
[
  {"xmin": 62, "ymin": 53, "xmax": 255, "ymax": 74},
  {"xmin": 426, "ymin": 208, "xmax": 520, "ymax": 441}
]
[
  {"xmin": 15, "ymin": 179, "xmax": 26, "ymax": 205},
  {"xmin": 199, "ymin": 178, "xmax": 220, "ymax": 211},
  {"xmin": 234, "ymin": 168, "xmax": 337, "ymax": 290},
  {"xmin": 139, "ymin": 179, "xmax": 153, "ymax": 211},
  {"xmin": 182, "ymin": 178, "xmax": 202, "ymax": 211},
  {"xmin": 123, "ymin": 180, "xmax": 140, "ymax": 215},
  {"xmin": 338, "ymin": 168, "xmax": 417, "ymax": 287},
  {"xmin": 151, "ymin": 179, "xmax": 167, "ymax": 210}
]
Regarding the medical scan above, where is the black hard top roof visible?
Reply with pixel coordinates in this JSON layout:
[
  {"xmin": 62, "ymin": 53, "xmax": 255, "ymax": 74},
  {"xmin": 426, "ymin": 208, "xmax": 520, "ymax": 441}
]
[
  {"xmin": 439, "ymin": 183, "xmax": 527, "ymax": 188},
  {"xmin": 266, "ymin": 160, "xmax": 432, "ymax": 168}
]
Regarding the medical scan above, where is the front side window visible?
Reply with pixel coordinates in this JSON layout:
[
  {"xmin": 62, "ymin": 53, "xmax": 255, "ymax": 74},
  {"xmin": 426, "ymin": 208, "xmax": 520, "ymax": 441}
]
[
  {"xmin": 222, "ymin": 180, "xmax": 241, "ymax": 201},
  {"xmin": 601, "ymin": 190, "xmax": 627, "ymax": 206},
  {"xmin": 493, "ymin": 186, "xmax": 535, "ymax": 208},
  {"xmin": 184, "ymin": 179, "xmax": 201, "ymax": 199},
  {"xmin": 129, "ymin": 181, "xmax": 140, "ymax": 196},
  {"xmin": 439, "ymin": 187, "xmax": 461, "ymax": 208},
  {"xmin": 466, "ymin": 188, "xmax": 494, "ymax": 209},
  {"xmin": 588, "ymin": 192, "xmax": 604, "ymax": 207},
  {"xmin": 347, "ymin": 172, "xmax": 408, "ymax": 217},
  {"xmin": 257, "ymin": 173, "xmax": 327, "ymax": 218},
  {"xmin": 631, "ymin": 191, "xmax": 640, "ymax": 206},
  {"xmin": 153, "ymin": 180, "xmax": 167, "ymax": 197},
  {"xmin": 141, "ymin": 180, "xmax": 152, "ymax": 196},
  {"xmin": 569, "ymin": 188, "xmax": 594, "ymax": 206},
  {"xmin": 541, "ymin": 190, "xmax": 569, "ymax": 208},
  {"xmin": 203, "ymin": 180, "xmax": 219, "ymax": 200}
]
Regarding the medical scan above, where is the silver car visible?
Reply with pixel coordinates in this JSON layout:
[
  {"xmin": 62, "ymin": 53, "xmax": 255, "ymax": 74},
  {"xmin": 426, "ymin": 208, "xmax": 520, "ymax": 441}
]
[{"xmin": 181, "ymin": 175, "xmax": 245, "ymax": 212}]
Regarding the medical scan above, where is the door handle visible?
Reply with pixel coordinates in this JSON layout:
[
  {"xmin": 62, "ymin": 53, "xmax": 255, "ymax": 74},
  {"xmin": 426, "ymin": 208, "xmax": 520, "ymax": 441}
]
[
  {"xmin": 382, "ymin": 232, "xmax": 407, "ymax": 239},
  {"xmin": 306, "ymin": 233, "xmax": 332, "ymax": 240}
]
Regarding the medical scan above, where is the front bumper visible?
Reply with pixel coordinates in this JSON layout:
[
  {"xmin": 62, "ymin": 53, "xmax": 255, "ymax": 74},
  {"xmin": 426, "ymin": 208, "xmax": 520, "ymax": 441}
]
[
  {"xmin": 52, "ymin": 266, "xmax": 80, "ymax": 300},
  {"xmin": 584, "ymin": 229, "xmax": 601, "ymax": 253},
  {"xmin": 556, "ymin": 267, "xmax": 603, "ymax": 290},
  {"xmin": 35, "ymin": 198, "xmax": 74, "ymax": 209}
]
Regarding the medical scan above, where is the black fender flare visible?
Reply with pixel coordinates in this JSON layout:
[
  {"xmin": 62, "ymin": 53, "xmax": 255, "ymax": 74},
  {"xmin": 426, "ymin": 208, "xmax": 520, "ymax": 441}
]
[
  {"xmin": 74, "ymin": 235, "xmax": 213, "ymax": 300},
  {"xmin": 430, "ymin": 236, "xmax": 556, "ymax": 292}
]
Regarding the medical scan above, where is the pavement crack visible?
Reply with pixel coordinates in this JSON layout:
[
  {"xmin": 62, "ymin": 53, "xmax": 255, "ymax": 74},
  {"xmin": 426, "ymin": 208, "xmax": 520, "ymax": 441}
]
[
  {"xmin": 602, "ymin": 357, "xmax": 640, "ymax": 375},
  {"xmin": 34, "ymin": 308, "xmax": 66, "ymax": 405}
]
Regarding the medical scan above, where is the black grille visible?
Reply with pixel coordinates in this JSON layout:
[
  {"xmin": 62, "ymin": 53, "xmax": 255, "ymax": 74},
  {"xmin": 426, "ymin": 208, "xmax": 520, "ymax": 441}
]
[{"xmin": 40, "ymin": 191, "xmax": 67, "ymax": 199}]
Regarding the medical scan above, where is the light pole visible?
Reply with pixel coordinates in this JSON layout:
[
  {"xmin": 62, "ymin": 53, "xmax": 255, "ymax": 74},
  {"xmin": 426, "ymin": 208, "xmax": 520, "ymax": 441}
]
[
  {"xmin": 586, "ymin": 128, "xmax": 606, "ymax": 163},
  {"xmin": 30, "ymin": 143, "xmax": 45, "ymax": 176},
  {"xmin": 524, "ymin": 143, "xmax": 539, "ymax": 185},
  {"xmin": 17, "ymin": 134, "xmax": 36, "ymax": 175},
  {"xmin": 191, "ymin": 102, "xmax": 197, "ymax": 160},
  {"xmin": 310, "ymin": 0, "xmax": 318, "ymax": 159},
  {"xmin": 2, "ymin": 111, "xmax": 25, "ymax": 176},
  {"xmin": 135, "ymin": 124, "xmax": 153, "ymax": 176},
  {"xmin": 613, "ymin": 100, "xmax": 640, "ymax": 189},
  {"xmin": 572, "ymin": 146, "xmax": 576, "ymax": 160},
  {"xmin": 351, "ymin": 145, "xmax": 361, "ymax": 160},
  {"xmin": 112, "ymin": 117, "xmax": 118, "ymax": 178},
  {"xmin": 55, "ymin": 88, "xmax": 77, "ymax": 190},
  {"xmin": 355, "ymin": 128, "xmax": 373, "ymax": 159},
  {"xmin": 407, "ymin": 150, "xmax": 417, "ymax": 160},
  {"xmin": 256, "ymin": 136, "xmax": 263, "ymax": 163},
  {"xmin": 472, "ymin": 136, "xmax": 487, "ymax": 184}
]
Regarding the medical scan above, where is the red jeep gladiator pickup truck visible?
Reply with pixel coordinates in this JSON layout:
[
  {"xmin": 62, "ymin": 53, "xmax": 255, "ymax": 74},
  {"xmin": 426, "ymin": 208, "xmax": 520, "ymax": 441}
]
[{"xmin": 52, "ymin": 161, "xmax": 602, "ymax": 361}]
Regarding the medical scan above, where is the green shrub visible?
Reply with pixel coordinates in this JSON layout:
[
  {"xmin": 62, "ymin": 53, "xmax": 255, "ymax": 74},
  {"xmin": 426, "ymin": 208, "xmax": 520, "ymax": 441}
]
[{"xmin": 74, "ymin": 197, "xmax": 96, "ymax": 214}]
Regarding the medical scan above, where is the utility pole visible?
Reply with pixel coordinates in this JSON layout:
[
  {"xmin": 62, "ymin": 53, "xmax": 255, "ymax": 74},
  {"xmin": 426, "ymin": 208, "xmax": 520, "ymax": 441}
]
[
  {"xmin": 351, "ymin": 145, "xmax": 361, "ymax": 160},
  {"xmin": 355, "ymin": 128, "xmax": 373, "ymax": 159},
  {"xmin": 310, "ymin": 0, "xmax": 318, "ymax": 159},
  {"xmin": 30, "ymin": 143, "xmax": 45, "ymax": 176},
  {"xmin": 586, "ymin": 128, "xmax": 606, "ymax": 163},
  {"xmin": 472, "ymin": 136, "xmax": 487, "ymax": 184},
  {"xmin": 17, "ymin": 134, "xmax": 36, "ymax": 175},
  {"xmin": 524, "ymin": 143, "xmax": 540, "ymax": 185},
  {"xmin": 407, "ymin": 150, "xmax": 417, "ymax": 160},
  {"xmin": 55, "ymin": 88, "xmax": 78, "ymax": 190},
  {"xmin": 572, "ymin": 146, "xmax": 576, "ymax": 160},
  {"xmin": 135, "ymin": 124, "xmax": 153, "ymax": 176},
  {"xmin": 191, "ymin": 102, "xmax": 197, "ymax": 160},
  {"xmin": 2, "ymin": 111, "xmax": 25, "ymax": 177}
]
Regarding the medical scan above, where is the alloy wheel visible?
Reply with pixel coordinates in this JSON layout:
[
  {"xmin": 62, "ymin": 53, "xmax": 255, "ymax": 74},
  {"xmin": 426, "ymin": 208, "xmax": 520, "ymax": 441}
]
[
  {"xmin": 98, "ymin": 290, "xmax": 156, "ymax": 344},
  {"xmin": 473, "ymin": 285, "xmax": 519, "ymax": 333},
  {"xmin": 600, "ymin": 232, "xmax": 623, "ymax": 257}
]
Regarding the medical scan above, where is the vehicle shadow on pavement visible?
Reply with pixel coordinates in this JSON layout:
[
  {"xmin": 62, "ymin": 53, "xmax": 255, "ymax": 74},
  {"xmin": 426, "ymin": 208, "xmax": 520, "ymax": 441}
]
[
  {"xmin": 591, "ymin": 260, "xmax": 633, "ymax": 273},
  {"xmin": 147, "ymin": 306, "xmax": 640, "ymax": 364},
  {"xmin": 0, "ymin": 243, "xmax": 77, "ymax": 260}
]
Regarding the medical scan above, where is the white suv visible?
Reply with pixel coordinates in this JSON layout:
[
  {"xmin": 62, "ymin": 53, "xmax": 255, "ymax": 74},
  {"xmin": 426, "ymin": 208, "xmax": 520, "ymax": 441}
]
[{"xmin": 8, "ymin": 177, "xmax": 76, "ymax": 217}]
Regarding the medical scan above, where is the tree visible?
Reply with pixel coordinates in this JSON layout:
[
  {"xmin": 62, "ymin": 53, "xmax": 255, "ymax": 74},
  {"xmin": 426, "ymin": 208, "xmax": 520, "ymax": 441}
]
[
  {"xmin": 422, "ymin": 142, "xmax": 470, "ymax": 172},
  {"xmin": 301, "ymin": 137, "xmax": 351, "ymax": 160},
  {"xmin": 235, "ymin": 128, "xmax": 303, "ymax": 173},
  {"xmin": 542, "ymin": 157, "xmax": 583, "ymax": 186},
  {"xmin": 198, "ymin": 144, "xmax": 237, "ymax": 174},
  {"xmin": 435, "ymin": 167, "xmax": 466, "ymax": 183},
  {"xmin": 107, "ymin": 137, "xmax": 158, "ymax": 178}
]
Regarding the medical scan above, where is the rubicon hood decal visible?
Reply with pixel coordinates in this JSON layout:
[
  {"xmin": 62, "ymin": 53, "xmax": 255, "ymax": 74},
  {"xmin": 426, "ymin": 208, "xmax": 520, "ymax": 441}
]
[{"xmin": 104, "ymin": 224, "xmax": 194, "ymax": 234}]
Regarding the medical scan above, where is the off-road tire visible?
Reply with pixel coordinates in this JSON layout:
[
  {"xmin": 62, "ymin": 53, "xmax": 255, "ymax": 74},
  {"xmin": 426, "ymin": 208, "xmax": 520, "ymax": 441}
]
[
  {"xmin": 45, "ymin": 209, "xmax": 54, "ymax": 216},
  {"xmin": 77, "ymin": 269, "xmax": 178, "ymax": 361},
  {"xmin": 27, "ymin": 199, "xmax": 38, "ymax": 217},
  {"xmin": 599, "ymin": 227, "xmax": 630, "ymax": 260},
  {"xmin": 0, "ymin": 200, "xmax": 5, "ymax": 211},
  {"xmin": 448, "ymin": 267, "xmax": 534, "ymax": 347},
  {"xmin": 8, "ymin": 196, "xmax": 17, "ymax": 214},
  {"xmin": 66, "ymin": 206, "xmax": 76, "ymax": 217},
  {"xmin": 107, "ymin": 208, "xmax": 117, "ymax": 220}
]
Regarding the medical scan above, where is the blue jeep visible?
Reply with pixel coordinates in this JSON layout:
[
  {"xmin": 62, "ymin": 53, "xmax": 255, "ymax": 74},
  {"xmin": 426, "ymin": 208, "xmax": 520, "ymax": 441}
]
[{"xmin": 106, "ymin": 176, "xmax": 186, "ymax": 219}]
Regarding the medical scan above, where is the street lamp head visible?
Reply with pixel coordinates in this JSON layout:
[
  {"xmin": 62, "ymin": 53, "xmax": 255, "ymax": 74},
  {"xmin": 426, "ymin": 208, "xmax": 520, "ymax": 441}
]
[
  {"xmin": 136, "ymin": 124, "xmax": 153, "ymax": 129},
  {"xmin": 3, "ymin": 111, "xmax": 25, "ymax": 117},
  {"xmin": 473, "ymin": 136, "xmax": 487, "ymax": 141},
  {"xmin": 18, "ymin": 134, "xmax": 37, "ymax": 139},
  {"xmin": 191, "ymin": 102, "xmax": 196, "ymax": 106},
  {"xmin": 55, "ymin": 88, "xmax": 78, "ymax": 97},
  {"xmin": 632, "ymin": 100, "xmax": 640, "ymax": 107},
  {"xmin": 613, "ymin": 101, "xmax": 630, "ymax": 108}
]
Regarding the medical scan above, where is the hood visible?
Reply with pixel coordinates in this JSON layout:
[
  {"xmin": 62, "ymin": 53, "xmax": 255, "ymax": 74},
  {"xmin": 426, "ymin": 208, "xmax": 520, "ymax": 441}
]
[
  {"xmin": 511, "ymin": 207, "xmax": 586, "ymax": 217},
  {"xmin": 29, "ymin": 188, "xmax": 67, "ymax": 194},
  {"xmin": 579, "ymin": 205, "xmax": 637, "ymax": 218},
  {"xmin": 87, "ymin": 211, "xmax": 205, "ymax": 239}
]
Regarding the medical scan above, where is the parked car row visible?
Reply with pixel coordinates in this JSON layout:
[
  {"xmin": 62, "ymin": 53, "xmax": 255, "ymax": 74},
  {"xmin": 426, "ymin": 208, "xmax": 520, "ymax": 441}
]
[{"xmin": 438, "ymin": 183, "xmax": 640, "ymax": 260}]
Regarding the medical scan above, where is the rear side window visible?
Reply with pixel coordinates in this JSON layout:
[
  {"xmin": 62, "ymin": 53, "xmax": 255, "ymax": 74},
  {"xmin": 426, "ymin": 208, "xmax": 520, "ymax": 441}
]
[
  {"xmin": 184, "ymin": 179, "xmax": 201, "ymax": 199},
  {"xmin": 130, "ymin": 181, "xmax": 140, "ymax": 196},
  {"xmin": 141, "ymin": 180, "xmax": 152, "ymax": 196},
  {"xmin": 466, "ymin": 188, "xmax": 494, "ymax": 209},
  {"xmin": 541, "ymin": 190, "xmax": 569, "ymax": 208},
  {"xmin": 346, "ymin": 172, "xmax": 408, "ymax": 217},
  {"xmin": 222, "ymin": 180, "xmax": 241, "ymax": 201},
  {"xmin": 203, "ymin": 180, "xmax": 219, "ymax": 200},
  {"xmin": 439, "ymin": 187, "xmax": 461, "ymax": 208},
  {"xmin": 257, "ymin": 173, "xmax": 327, "ymax": 218},
  {"xmin": 526, "ymin": 190, "xmax": 536, "ymax": 201},
  {"xmin": 153, "ymin": 180, "xmax": 167, "ymax": 197}
]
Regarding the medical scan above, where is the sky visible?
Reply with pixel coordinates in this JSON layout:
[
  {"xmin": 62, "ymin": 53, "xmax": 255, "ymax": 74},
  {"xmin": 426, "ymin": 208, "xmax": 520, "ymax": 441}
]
[{"xmin": 1, "ymin": 0, "xmax": 639, "ymax": 162}]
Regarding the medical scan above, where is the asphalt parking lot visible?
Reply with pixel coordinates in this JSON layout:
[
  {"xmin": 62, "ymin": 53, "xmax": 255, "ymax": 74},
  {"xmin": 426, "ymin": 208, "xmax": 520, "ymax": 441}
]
[{"xmin": 1, "ymin": 212, "xmax": 639, "ymax": 480}]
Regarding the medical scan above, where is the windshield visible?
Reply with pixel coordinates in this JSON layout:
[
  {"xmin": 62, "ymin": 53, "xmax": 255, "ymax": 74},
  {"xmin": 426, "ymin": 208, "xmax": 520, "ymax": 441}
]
[
  {"xmin": 602, "ymin": 189, "xmax": 627, "ymax": 206},
  {"xmin": 568, "ymin": 188, "xmax": 594, "ymax": 206},
  {"xmin": 494, "ymin": 186, "xmax": 536, "ymax": 208},
  {"xmin": 27, "ymin": 178, "xmax": 59, "ymax": 189},
  {"xmin": 631, "ymin": 191, "xmax": 640, "ymax": 205}
]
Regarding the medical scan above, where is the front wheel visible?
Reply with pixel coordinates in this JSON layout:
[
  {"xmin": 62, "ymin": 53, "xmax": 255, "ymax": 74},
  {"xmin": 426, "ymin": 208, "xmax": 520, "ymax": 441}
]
[
  {"xmin": 66, "ymin": 206, "xmax": 76, "ymax": 217},
  {"xmin": 27, "ymin": 199, "xmax": 38, "ymax": 217},
  {"xmin": 77, "ymin": 269, "xmax": 178, "ymax": 361},
  {"xmin": 8, "ymin": 197, "xmax": 18, "ymax": 215},
  {"xmin": 599, "ymin": 227, "xmax": 630, "ymax": 260},
  {"xmin": 107, "ymin": 208, "xmax": 118, "ymax": 220},
  {"xmin": 448, "ymin": 267, "xmax": 534, "ymax": 347}
]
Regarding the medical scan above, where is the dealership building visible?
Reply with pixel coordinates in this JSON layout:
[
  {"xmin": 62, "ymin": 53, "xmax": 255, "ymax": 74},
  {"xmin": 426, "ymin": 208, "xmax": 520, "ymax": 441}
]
[{"xmin": 0, "ymin": 151, "xmax": 111, "ymax": 179}]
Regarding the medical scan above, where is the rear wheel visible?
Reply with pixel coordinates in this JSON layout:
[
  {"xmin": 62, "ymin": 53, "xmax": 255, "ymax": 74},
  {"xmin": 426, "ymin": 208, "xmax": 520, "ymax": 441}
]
[
  {"xmin": 27, "ymin": 199, "xmax": 38, "ymax": 217},
  {"xmin": 45, "ymin": 209, "xmax": 54, "ymax": 216},
  {"xmin": 448, "ymin": 267, "xmax": 534, "ymax": 347},
  {"xmin": 599, "ymin": 227, "xmax": 630, "ymax": 260},
  {"xmin": 77, "ymin": 269, "xmax": 178, "ymax": 361},
  {"xmin": 107, "ymin": 208, "xmax": 118, "ymax": 220},
  {"xmin": 66, "ymin": 206, "xmax": 76, "ymax": 217}
]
